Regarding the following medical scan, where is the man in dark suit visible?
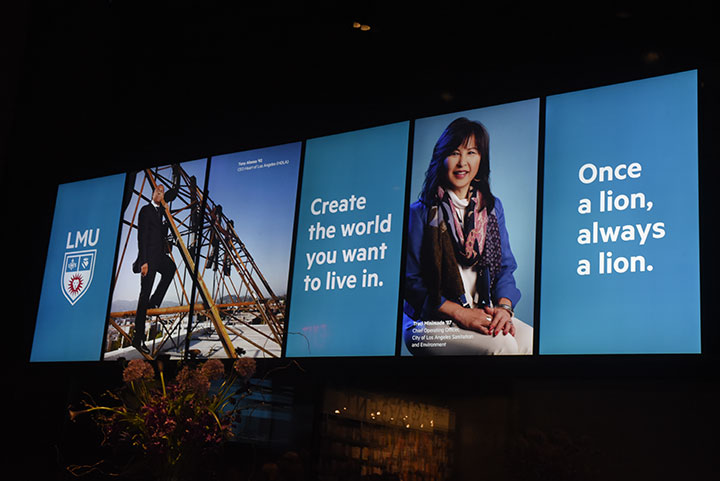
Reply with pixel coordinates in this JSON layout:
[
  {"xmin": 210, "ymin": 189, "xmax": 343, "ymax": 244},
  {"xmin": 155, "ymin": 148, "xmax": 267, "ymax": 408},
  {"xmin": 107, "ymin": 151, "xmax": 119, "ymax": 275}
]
[{"xmin": 133, "ymin": 183, "xmax": 177, "ymax": 354}]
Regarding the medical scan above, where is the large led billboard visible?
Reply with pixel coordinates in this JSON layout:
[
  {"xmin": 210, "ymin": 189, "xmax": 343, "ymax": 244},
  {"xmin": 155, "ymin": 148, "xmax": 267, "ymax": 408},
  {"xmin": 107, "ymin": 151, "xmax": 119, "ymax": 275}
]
[{"xmin": 28, "ymin": 70, "xmax": 701, "ymax": 361}]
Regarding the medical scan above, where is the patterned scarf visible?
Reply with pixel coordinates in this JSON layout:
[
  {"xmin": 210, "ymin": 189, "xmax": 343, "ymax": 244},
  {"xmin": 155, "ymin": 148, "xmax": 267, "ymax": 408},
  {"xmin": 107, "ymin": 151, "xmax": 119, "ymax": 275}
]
[{"xmin": 425, "ymin": 186, "xmax": 502, "ymax": 308}]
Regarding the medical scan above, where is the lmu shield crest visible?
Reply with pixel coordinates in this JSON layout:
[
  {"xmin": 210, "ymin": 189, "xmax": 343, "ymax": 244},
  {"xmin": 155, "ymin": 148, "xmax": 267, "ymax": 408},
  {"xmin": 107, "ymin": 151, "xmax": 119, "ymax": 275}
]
[{"xmin": 61, "ymin": 249, "xmax": 96, "ymax": 306}]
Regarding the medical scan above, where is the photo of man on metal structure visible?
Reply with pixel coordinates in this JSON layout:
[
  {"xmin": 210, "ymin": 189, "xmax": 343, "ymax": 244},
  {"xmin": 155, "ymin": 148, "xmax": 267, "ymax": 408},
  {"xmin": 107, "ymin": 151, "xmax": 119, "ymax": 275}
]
[{"xmin": 104, "ymin": 161, "xmax": 287, "ymax": 360}]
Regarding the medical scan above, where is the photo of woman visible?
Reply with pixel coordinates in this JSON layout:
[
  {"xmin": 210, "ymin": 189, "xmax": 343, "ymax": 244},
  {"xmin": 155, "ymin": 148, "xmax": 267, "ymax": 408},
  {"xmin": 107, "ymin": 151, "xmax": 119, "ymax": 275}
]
[{"xmin": 403, "ymin": 115, "xmax": 535, "ymax": 355}]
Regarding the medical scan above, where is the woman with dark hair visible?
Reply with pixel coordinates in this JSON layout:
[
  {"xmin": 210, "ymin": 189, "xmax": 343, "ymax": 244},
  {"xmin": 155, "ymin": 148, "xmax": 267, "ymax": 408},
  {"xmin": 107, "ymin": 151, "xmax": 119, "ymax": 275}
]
[{"xmin": 404, "ymin": 117, "xmax": 532, "ymax": 355}]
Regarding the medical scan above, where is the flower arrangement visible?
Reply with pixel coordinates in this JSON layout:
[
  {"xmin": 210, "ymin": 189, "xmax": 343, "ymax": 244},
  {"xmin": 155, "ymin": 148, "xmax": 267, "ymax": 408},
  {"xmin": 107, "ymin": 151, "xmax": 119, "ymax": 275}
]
[{"xmin": 69, "ymin": 357, "xmax": 257, "ymax": 480}]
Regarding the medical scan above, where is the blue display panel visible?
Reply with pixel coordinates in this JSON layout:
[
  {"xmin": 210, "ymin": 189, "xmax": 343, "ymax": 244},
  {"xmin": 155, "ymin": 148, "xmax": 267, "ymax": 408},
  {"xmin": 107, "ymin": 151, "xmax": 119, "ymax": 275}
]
[
  {"xmin": 539, "ymin": 70, "xmax": 700, "ymax": 354},
  {"xmin": 285, "ymin": 122, "xmax": 410, "ymax": 357},
  {"xmin": 402, "ymin": 99, "xmax": 540, "ymax": 356},
  {"xmin": 207, "ymin": 143, "xmax": 302, "ymax": 357},
  {"xmin": 31, "ymin": 174, "xmax": 126, "ymax": 362}
]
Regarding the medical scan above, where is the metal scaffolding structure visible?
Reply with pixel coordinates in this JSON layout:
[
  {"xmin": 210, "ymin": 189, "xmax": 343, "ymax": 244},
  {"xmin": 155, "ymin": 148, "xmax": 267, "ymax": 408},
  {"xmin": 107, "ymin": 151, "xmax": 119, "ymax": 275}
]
[{"xmin": 105, "ymin": 164, "xmax": 285, "ymax": 360}]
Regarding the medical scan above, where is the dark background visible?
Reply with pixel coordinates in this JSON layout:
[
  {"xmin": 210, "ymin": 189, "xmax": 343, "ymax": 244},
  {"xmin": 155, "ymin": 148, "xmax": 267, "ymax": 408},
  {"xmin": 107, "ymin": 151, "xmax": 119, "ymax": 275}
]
[{"xmin": 4, "ymin": 1, "xmax": 719, "ymax": 479}]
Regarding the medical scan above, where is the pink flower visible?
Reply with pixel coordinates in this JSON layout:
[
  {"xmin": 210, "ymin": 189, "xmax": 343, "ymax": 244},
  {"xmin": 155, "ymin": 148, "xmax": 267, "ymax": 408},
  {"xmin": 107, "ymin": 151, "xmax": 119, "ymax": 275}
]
[
  {"xmin": 233, "ymin": 357, "xmax": 256, "ymax": 380},
  {"xmin": 200, "ymin": 359, "xmax": 225, "ymax": 380},
  {"xmin": 175, "ymin": 366, "xmax": 210, "ymax": 394},
  {"xmin": 123, "ymin": 359, "xmax": 154, "ymax": 383}
]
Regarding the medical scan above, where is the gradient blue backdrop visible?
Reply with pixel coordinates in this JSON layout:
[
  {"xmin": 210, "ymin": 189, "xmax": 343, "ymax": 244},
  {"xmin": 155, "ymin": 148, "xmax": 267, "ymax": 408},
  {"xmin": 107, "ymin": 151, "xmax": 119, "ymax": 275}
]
[
  {"xmin": 31, "ymin": 174, "xmax": 126, "ymax": 362},
  {"xmin": 410, "ymin": 99, "xmax": 540, "ymax": 328},
  {"xmin": 540, "ymin": 70, "xmax": 700, "ymax": 354},
  {"xmin": 286, "ymin": 122, "xmax": 409, "ymax": 357}
]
